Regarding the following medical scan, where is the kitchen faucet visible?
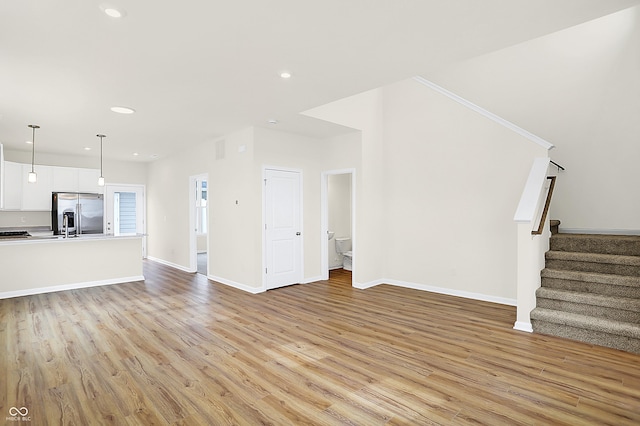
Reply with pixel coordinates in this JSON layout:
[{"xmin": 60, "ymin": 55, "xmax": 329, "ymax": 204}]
[{"xmin": 63, "ymin": 214, "xmax": 69, "ymax": 238}]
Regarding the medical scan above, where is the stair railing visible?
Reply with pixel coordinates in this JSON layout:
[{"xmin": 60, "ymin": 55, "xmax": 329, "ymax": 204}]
[
  {"xmin": 513, "ymin": 157, "xmax": 556, "ymax": 333},
  {"xmin": 531, "ymin": 176, "xmax": 556, "ymax": 235}
]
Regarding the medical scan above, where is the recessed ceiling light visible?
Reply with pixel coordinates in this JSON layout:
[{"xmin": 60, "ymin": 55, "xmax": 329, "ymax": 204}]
[
  {"xmin": 110, "ymin": 106, "xmax": 135, "ymax": 114},
  {"xmin": 132, "ymin": 152, "xmax": 139, "ymax": 156},
  {"xmin": 280, "ymin": 71, "xmax": 292, "ymax": 79},
  {"xmin": 104, "ymin": 8, "xmax": 122, "ymax": 18},
  {"xmin": 100, "ymin": 4, "xmax": 126, "ymax": 18},
  {"xmin": 268, "ymin": 119, "xmax": 278, "ymax": 125},
  {"xmin": 84, "ymin": 147, "xmax": 92, "ymax": 151},
  {"xmin": 25, "ymin": 140, "xmax": 33, "ymax": 145}
]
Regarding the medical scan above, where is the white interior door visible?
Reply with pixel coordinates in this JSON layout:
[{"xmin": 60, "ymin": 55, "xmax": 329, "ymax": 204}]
[
  {"xmin": 265, "ymin": 169, "xmax": 302, "ymax": 290},
  {"xmin": 105, "ymin": 184, "xmax": 146, "ymax": 256}
]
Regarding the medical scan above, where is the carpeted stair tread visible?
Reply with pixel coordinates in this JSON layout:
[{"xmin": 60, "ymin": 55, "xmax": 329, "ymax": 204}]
[
  {"xmin": 550, "ymin": 233, "xmax": 640, "ymax": 256},
  {"xmin": 536, "ymin": 287, "xmax": 640, "ymax": 311},
  {"xmin": 541, "ymin": 268, "xmax": 640, "ymax": 287},
  {"xmin": 531, "ymin": 307, "xmax": 640, "ymax": 339},
  {"xmin": 546, "ymin": 250, "xmax": 640, "ymax": 266}
]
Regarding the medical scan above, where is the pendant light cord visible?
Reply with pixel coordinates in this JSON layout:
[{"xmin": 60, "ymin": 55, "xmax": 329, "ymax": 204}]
[
  {"xmin": 28, "ymin": 124, "xmax": 39, "ymax": 173},
  {"xmin": 97, "ymin": 134, "xmax": 106, "ymax": 182},
  {"xmin": 31, "ymin": 126, "xmax": 35, "ymax": 173}
]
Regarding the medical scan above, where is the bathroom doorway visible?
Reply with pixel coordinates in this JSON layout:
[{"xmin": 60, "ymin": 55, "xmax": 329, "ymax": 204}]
[
  {"xmin": 190, "ymin": 174, "xmax": 208, "ymax": 275},
  {"xmin": 321, "ymin": 169, "xmax": 355, "ymax": 283}
]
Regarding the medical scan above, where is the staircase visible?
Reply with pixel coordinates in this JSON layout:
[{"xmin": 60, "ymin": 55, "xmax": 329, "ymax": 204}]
[{"xmin": 531, "ymin": 227, "xmax": 640, "ymax": 354}]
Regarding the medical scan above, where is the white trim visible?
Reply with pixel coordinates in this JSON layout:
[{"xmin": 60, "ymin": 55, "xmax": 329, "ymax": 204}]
[
  {"xmin": 0, "ymin": 275, "xmax": 145, "ymax": 300},
  {"xmin": 559, "ymin": 228, "xmax": 640, "ymax": 236},
  {"xmin": 413, "ymin": 76, "xmax": 555, "ymax": 151},
  {"xmin": 147, "ymin": 256, "xmax": 194, "ymax": 273},
  {"xmin": 302, "ymin": 275, "xmax": 323, "ymax": 284},
  {"xmin": 513, "ymin": 321, "xmax": 534, "ymax": 333},
  {"xmin": 189, "ymin": 173, "xmax": 209, "ymax": 275},
  {"xmin": 209, "ymin": 275, "xmax": 264, "ymax": 294},
  {"xmin": 355, "ymin": 278, "xmax": 516, "ymax": 306},
  {"xmin": 353, "ymin": 279, "xmax": 386, "ymax": 290}
]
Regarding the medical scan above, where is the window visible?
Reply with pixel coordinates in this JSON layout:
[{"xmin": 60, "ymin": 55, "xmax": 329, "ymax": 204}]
[
  {"xmin": 196, "ymin": 179, "xmax": 207, "ymax": 234},
  {"xmin": 114, "ymin": 191, "xmax": 137, "ymax": 235}
]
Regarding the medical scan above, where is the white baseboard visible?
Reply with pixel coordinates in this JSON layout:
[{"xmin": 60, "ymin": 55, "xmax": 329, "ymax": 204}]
[
  {"xmin": 208, "ymin": 275, "xmax": 264, "ymax": 294},
  {"xmin": 354, "ymin": 277, "xmax": 516, "ymax": 306},
  {"xmin": 147, "ymin": 256, "xmax": 194, "ymax": 273},
  {"xmin": 0, "ymin": 275, "xmax": 145, "ymax": 300},
  {"xmin": 513, "ymin": 321, "xmax": 533, "ymax": 333},
  {"xmin": 353, "ymin": 279, "xmax": 386, "ymax": 290},
  {"xmin": 302, "ymin": 275, "xmax": 323, "ymax": 284}
]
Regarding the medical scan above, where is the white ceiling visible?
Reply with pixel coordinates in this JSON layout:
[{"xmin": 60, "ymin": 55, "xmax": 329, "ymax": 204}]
[{"xmin": 1, "ymin": 0, "xmax": 638, "ymax": 162}]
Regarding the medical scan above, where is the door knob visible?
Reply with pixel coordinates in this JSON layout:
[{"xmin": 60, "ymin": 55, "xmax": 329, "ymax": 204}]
[{"xmin": 296, "ymin": 232, "xmax": 301, "ymax": 236}]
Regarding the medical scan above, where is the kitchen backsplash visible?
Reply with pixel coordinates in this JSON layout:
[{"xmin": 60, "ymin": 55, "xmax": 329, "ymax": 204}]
[{"xmin": 0, "ymin": 211, "xmax": 51, "ymax": 228}]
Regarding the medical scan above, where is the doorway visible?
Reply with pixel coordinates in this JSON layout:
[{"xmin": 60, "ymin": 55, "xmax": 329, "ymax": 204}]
[
  {"xmin": 190, "ymin": 174, "xmax": 208, "ymax": 275},
  {"xmin": 105, "ymin": 184, "xmax": 146, "ymax": 257},
  {"xmin": 263, "ymin": 167, "xmax": 303, "ymax": 290},
  {"xmin": 321, "ymin": 169, "xmax": 355, "ymax": 282}
]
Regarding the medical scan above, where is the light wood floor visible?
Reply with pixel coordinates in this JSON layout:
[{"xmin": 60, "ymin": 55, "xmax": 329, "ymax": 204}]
[{"xmin": 2, "ymin": 262, "xmax": 640, "ymax": 425}]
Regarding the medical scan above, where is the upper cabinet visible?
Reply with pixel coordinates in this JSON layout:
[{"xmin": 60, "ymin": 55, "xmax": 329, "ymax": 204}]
[
  {"xmin": 3, "ymin": 161, "xmax": 23, "ymax": 210},
  {"xmin": 78, "ymin": 168, "xmax": 102, "ymax": 193},
  {"xmin": 1, "ymin": 159, "xmax": 103, "ymax": 211},
  {"xmin": 52, "ymin": 166, "xmax": 103, "ymax": 194},
  {"xmin": 52, "ymin": 166, "xmax": 78, "ymax": 192},
  {"xmin": 22, "ymin": 163, "xmax": 54, "ymax": 210}
]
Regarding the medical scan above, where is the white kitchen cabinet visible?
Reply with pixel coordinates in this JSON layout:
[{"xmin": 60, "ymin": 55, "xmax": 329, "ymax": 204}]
[
  {"xmin": 3, "ymin": 161, "xmax": 23, "ymax": 210},
  {"xmin": 0, "ymin": 143, "xmax": 4, "ymax": 209},
  {"xmin": 53, "ymin": 166, "xmax": 79, "ymax": 192},
  {"xmin": 78, "ymin": 168, "xmax": 103, "ymax": 194},
  {"xmin": 22, "ymin": 164, "xmax": 53, "ymax": 210},
  {"xmin": 1, "ymin": 161, "xmax": 102, "ymax": 211}
]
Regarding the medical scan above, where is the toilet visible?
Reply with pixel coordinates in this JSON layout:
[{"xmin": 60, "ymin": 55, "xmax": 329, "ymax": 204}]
[{"xmin": 335, "ymin": 237, "xmax": 353, "ymax": 271}]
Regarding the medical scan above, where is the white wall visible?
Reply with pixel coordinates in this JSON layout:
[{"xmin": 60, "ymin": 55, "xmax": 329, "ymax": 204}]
[
  {"xmin": 208, "ymin": 128, "xmax": 259, "ymax": 288},
  {"xmin": 328, "ymin": 173, "xmax": 352, "ymax": 268},
  {"xmin": 304, "ymin": 89, "xmax": 386, "ymax": 286},
  {"xmin": 145, "ymin": 125, "xmax": 361, "ymax": 290},
  {"xmin": 253, "ymin": 126, "xmax": 329, "ymax": 282},
  {"xmin": 382, "ymin": 79, "xmax": 546, "ymax": 301},
  {"xmin": 306, "ymin": 78, "xmax": 547, "ymax": 302},
  {"xmin": 424, "ymin": 6, "xmax": 640, "ymax": 233},
  {"xmin": 144, "ymin": 73, "xmax": 552, "ymax": 302},
  {"xmin": 146, "ymin": 138, "xmax": 214, "ymax": 270}
]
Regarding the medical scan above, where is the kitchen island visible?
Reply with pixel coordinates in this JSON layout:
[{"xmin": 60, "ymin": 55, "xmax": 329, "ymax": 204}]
[{"xmin": 0, "ymin": 234, "xmax": 144, "ymax": 299}]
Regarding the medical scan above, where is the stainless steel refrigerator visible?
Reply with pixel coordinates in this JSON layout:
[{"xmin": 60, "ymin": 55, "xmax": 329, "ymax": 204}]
[{"xmin": 51, "ymin": 192, "xmax": 104, "ymax": 235}]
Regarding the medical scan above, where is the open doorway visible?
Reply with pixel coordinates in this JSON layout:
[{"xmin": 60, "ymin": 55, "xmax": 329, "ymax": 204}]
[
  {"xmin": 190, "ymin": 174, "xmax": 208, "ymax": 275},
  {"xmin": 321, "ymin": 169, "xmax": 355, "ymax": 284}
]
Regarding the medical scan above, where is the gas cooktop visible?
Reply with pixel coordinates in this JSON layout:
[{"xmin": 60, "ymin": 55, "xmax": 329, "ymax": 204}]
[{"xmin": 0, "ymin": 230, "xmax": 31, "ymax": 239}]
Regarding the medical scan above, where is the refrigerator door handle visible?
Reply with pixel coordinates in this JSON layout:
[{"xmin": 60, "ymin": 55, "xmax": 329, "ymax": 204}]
[{"xmin": 77, "ymin": 203, "xmax": 82, "ymax": 234}]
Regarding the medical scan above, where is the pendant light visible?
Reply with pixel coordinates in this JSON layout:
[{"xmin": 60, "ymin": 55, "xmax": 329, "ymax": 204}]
[
  {"xmin": 97, "ymin": 134, "xmax": 106, "ymax": 186},
  {"xmin": 27, "ymin": 124, "xmax": 40, "ymax": 183}
]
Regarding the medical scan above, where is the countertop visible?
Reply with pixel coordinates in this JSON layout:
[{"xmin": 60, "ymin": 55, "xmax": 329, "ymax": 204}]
[{"xmin": 0, "ymin": 228, "xmax": 144, "ymax": 245}]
